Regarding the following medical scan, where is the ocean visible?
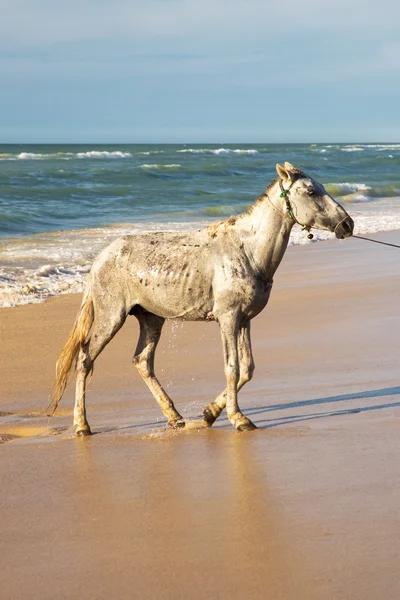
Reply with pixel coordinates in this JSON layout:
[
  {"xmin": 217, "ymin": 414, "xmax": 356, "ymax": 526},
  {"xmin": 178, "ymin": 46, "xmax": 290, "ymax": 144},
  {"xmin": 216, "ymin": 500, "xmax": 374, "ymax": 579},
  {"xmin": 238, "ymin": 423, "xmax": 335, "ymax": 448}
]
[{"xmin": 1, "ymin": 142, "xmax": 399, "ymax": 307}]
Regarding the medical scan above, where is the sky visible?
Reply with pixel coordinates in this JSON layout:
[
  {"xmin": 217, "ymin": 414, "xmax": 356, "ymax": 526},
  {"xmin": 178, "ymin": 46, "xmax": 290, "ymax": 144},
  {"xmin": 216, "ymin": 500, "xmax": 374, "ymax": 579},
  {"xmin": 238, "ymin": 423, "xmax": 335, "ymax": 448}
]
[{"xmin": 1, "ymin": 0, "xmax": 400, "ymax": 143}]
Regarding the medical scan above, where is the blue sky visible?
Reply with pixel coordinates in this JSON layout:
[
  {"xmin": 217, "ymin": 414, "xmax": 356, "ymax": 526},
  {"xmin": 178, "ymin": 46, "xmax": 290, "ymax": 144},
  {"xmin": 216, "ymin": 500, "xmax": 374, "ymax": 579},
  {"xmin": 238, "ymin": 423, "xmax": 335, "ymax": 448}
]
[{"xmin": 1, "ymin": 0, "xmax": 399, "ymax": 143}]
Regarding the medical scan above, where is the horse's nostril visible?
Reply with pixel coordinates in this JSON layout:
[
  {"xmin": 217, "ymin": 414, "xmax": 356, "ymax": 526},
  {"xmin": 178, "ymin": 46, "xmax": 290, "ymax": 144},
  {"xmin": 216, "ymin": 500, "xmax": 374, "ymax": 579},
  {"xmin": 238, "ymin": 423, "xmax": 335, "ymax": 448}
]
[
  {"xmin": 342, "ymin": 216, "xmax": 354, "ymax": 235},
  {"xmin": 335, "ymin": 215, "xmax": 354, "ymax": 239},
  {"xmin": 346, "ymin": 217, "xmax": 354, "ymax": 233}
]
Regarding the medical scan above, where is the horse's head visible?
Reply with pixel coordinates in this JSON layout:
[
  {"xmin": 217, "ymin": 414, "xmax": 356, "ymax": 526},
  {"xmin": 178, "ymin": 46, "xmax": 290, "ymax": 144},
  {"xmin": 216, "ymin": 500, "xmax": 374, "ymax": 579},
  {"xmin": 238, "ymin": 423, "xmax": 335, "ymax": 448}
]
[{"xmin": 276, "ymin": 162, "xmax": 354, "ymax": 239}]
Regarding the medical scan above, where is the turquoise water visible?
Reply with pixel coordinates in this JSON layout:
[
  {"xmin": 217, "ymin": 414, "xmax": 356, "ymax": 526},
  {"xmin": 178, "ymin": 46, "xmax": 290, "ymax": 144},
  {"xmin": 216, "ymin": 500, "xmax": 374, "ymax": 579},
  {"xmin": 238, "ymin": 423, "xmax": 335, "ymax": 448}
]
[
  {"xmin": 1, "ymin": 142, "xmax": 400, "ymax": 237},
  {"xmin": 1, "ymin": 142, "xmax": 399, "ymax": 306}
]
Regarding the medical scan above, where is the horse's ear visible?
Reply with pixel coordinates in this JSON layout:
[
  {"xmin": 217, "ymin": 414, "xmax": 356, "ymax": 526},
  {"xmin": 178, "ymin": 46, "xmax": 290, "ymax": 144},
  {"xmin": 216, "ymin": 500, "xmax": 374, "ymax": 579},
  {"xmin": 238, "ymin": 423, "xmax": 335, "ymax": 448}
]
[
  {"xmin": 284, "ymin": 161, "xmax": 305, "ymax": 179},
  {"xmin": 276, "ymin": 163, "xmax": 289, "ymax": 181}
]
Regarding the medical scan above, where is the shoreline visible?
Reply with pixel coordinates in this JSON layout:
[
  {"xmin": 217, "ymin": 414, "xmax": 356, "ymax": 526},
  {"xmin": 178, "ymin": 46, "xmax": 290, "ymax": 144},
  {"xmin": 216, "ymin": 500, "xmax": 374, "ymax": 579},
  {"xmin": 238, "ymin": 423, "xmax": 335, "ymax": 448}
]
[
  {"xmin": 1, "ymin": 223, "xmax": 400, "ymax": 309},
  {"xmin": 1, "ymin": 232, "xmax": 400, "ymax": 599}
]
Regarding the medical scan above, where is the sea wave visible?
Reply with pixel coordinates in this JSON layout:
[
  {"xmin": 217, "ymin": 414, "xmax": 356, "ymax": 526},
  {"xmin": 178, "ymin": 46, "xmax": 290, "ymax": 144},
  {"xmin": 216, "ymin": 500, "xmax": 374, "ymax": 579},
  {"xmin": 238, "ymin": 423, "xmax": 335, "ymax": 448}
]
[
  {"xmin": 76, "ymin": 151, "xmax": 132, "ymax": 159},
  {"xmin": 338, "ymin": 144, "xmax": 400, "ymax": 153},
  {"xmin": 176, "ymin": 148, "xmax": 258, "ymax": 155},
  {"xmin": 1, "ymin": 147, "xmax": 258, "ymax": 162},
  {"xmin": 341, "ymin": 146, "xmax": 365, "ymax": 152},
  {"xmin": 357, "ymin": 144, "xmax": 400, "ymax": 151},
  {"xmin": 1, "ymin": 150, "xmax": 133, "ymax": 160},
  {"xmin": 18, "ymin": 152, "xmax": 46, "ymax": 160},
  {"xmin": 16, "ymin": 151, "xmax": 74, "ymax": 160},
  {"xmin": 1, "ymin": 212, "xmax": 399, "ymax": 308},
  {"xmin": 325, "ymin": 182, "xmax": 371, "ymax": 195},
  {"xmin": 325, "ymin": 182, "xmax": 400, "ymax": 200},
  {"xmin": 136, "ymin": 150, "xmax": 166, "ymax": 156},
  {"xmin": 140, "ymin": 164, "xmax": 181, "ymax": 169}
]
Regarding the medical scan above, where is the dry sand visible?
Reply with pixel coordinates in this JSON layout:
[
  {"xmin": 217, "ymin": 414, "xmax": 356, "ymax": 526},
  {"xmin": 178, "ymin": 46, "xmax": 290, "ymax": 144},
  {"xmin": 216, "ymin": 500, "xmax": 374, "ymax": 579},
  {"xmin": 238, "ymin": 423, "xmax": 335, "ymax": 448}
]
[{"xmin": 1, "ymin": 232, "xmax": 399, "ymax": 599}]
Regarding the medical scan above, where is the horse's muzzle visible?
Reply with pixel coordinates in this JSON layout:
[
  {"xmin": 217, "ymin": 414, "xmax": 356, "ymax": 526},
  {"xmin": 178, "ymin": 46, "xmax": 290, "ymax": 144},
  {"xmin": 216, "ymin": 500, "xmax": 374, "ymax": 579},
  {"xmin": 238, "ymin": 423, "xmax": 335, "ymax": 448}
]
[{"xmin": 334, "ymin": 215, "xmax": 354, "ymax": 239}]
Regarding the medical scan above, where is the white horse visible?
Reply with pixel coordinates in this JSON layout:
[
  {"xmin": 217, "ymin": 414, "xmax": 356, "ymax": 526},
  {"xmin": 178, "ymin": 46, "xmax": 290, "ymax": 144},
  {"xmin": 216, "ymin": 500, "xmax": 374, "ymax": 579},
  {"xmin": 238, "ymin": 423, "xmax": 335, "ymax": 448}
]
[{"xmin": 51, "ymin": 162, "xmax": 353, "ymax": 434}]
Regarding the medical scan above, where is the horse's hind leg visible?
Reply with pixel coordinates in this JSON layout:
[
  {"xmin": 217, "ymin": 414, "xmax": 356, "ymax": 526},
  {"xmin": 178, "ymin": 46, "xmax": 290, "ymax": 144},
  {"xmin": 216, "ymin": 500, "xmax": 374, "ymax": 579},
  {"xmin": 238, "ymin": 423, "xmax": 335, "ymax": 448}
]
[
  {"xmin": 74, "ymin": 308, "xmax": 126, "ymax": 435},
  {"xmin": 74, "ymin": 348, "xmax": 93, "ymax": 436},
  {"xmin": 133, "ymin": 310, "xmax": 185, "ymax": 428},
  {"xmin": 203, "ymin": 321, "xmax": 256, "ymax": 429}
]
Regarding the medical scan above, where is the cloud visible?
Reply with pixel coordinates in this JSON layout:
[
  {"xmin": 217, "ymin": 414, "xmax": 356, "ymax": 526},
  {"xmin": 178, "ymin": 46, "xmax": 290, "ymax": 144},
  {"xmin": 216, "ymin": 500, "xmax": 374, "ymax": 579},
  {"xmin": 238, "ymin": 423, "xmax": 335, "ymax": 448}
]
[
  {"xmin": 1, "ymin": 0, "xmax": 399, "ymax": 48},
  {"xmin": 1, "ymin": 0, "xmax": 399, "ymax": 86},
  {"xmin": 1, "ymin": 28, "xmax": 398, "ymax": 90}
]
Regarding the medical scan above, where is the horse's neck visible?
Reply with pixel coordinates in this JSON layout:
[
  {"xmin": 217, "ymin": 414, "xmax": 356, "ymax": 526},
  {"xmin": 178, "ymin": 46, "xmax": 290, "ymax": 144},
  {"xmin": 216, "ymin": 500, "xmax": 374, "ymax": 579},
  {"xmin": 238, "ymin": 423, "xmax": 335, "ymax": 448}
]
[{"xmin": 238, "ymin": 193, "xmax": 294, "ymax": 278}]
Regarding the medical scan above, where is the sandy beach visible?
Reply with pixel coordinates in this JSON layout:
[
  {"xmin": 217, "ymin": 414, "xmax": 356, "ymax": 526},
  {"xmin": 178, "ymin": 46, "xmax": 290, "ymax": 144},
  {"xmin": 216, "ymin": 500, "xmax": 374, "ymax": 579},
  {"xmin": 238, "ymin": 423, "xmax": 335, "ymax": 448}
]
[{"xmin": 1, "ymin": 232, "xmax": 399, "ymax": 599}]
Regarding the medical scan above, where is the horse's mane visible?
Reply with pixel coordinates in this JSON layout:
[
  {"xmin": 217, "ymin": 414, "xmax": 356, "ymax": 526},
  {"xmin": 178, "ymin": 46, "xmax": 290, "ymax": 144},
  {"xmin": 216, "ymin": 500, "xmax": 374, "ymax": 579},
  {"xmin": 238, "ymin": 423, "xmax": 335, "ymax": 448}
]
[
  {"xmin": 206, "ymin": 170, "xmax": 306, "ymax": 238},
  {"xmin": 207, "ymin": 216, "xmax": 238, "ymax": 238}
]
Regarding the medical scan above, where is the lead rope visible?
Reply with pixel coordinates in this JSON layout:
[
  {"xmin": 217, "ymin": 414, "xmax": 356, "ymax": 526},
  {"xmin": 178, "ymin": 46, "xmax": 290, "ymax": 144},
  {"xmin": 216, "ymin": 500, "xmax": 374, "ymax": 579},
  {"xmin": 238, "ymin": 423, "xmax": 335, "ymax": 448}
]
[{"xmin": 352, "ymin": 235, "xmax": 400, "ymax": 249}]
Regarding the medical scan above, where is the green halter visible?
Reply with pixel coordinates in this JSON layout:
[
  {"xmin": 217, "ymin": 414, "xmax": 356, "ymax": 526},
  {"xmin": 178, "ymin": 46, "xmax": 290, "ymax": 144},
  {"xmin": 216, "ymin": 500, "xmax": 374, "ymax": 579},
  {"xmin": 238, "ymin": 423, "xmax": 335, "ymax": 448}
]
[{"xmin": 278, "ymin": 179, "xmax": 314, "ymax": 239}]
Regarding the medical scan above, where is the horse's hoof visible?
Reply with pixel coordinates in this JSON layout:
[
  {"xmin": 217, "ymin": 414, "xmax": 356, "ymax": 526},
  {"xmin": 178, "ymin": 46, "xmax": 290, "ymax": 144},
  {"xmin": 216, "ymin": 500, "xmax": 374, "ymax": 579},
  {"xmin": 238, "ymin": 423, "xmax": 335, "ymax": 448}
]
[
  {"xmin": 170, "ymin": 419, "xmax": 185, "ymax": 429},
  {"xmin": 203, "ymin": 406, "xmax": 217, "ymax": 427},
  {"xmin": 76, "ymin": 428, "xmax": 92, "ymax": 437},
  {"xmin": 237, "ymin": 421, "xmax": 257, "ymax": 432}
]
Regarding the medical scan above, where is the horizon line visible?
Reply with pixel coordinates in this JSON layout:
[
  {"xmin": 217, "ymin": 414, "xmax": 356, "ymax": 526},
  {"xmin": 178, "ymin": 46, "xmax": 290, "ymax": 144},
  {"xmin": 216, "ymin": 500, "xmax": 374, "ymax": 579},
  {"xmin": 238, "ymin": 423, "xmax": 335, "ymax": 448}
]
[{"xmin": 1, "ymin": 140, "xmax": 399, "ymax": 145}]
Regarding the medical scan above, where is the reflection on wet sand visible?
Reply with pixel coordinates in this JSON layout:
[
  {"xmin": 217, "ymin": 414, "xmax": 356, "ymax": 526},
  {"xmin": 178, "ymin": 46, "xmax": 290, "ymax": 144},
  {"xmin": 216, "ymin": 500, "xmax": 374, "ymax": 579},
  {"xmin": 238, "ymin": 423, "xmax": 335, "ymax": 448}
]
[{"xmin": 54, "ymin": 430, "xmax": 314, "ymax": 599}]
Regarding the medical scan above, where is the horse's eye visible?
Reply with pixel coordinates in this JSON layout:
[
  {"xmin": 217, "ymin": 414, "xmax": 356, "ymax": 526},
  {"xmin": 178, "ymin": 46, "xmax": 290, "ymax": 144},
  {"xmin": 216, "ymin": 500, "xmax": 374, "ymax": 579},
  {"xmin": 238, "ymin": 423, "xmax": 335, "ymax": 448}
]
[{"xmin": 308, "ymin": 190, "xmax": 316, "ymax": 196}]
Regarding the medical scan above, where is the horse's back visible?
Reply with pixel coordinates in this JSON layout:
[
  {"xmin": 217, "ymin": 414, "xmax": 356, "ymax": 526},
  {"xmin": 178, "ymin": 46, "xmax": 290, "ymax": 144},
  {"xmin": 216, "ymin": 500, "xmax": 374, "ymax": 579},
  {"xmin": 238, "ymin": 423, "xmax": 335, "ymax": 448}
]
[{"xmin": 89, "ymin": 230, "xmax": 217, "ymax": 320}]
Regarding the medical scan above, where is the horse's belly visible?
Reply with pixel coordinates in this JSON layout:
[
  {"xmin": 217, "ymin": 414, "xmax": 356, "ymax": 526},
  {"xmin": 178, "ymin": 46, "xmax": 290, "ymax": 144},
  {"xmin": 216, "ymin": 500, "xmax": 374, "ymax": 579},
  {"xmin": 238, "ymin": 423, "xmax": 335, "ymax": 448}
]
[
  {"xmin": 141, "ymin": 299, "xmax": 214, "ymax": 321},
  {"xmin": 242, "ymin": 279, "xmax": 273, "ymax": 319},
  {"xmin": 132, "ymin": 275, "xmax": 214, "ymax": 321}
]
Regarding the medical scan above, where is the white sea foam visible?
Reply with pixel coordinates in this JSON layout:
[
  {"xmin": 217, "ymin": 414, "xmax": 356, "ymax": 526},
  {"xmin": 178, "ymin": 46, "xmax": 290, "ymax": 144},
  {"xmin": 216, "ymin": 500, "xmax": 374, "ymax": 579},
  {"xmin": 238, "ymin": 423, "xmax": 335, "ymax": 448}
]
[
  {"xmin": 358, "ymin": 144, "xmax": 400, "ymax": 151},
  {"xmin": 76, "ymin": 151, "xmax": 132, "ymax": 159},
  {"xmin": 18, "ymin": 152, "xmax": 44, "ymax": 159},
  {"xmin": 208, "ymin": 148, "xmax": 229, "ymax": 155},
  {"xmin": 13, "ymin": 147, "xmax": 258, "ymax": 160},
  {"xmin": 16, "ymin": 152, "xmax": 74, "ymax": 160},
  {"xmin": 136, "ymin": 150, "xmax": 165, "ymax": 155},
  {"xmin": 9, "ymin": 150, "xmax": 133, "ymax": 160},
  {"xmin": 341, "ymin": 146, "xmax": 365, "ymax": 152},
  {"xmin": 340, "ymin": 144, "xmax": 400, "ymax": 153},
  {"xmin": 176, "ymin": 148, "xmax": 225, "ymax": 154},
  {"xmin": 140, "ymin": 164, "xmax": 181, "ymax": 169},
  {"xmin": 1, "ymin": 212, "xmax": 399, "ymax": 308},
  {"xmin": 176, "ymin": 148, "xmax": 258, "ymax": 155}
]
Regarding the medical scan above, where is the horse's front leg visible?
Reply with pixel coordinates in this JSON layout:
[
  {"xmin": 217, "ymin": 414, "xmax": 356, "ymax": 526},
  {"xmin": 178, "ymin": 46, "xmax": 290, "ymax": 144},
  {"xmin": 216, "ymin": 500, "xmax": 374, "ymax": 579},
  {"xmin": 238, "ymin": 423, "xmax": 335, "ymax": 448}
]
[
  {"xmin": 203, "ymin": 321, "xmax": 255, "ymax": 429},
  {"xmin": 217, "ymin": 317, "xmax": 257, "ymax": 432}
]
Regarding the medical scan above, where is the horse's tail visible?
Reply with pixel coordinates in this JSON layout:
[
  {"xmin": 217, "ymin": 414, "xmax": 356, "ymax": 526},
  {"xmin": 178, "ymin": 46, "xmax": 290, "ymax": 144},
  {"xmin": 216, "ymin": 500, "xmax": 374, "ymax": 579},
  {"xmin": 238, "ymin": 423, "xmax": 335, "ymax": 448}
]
[{"xmin": 48, "ymin": 287, "xmax": 94, "ymax": 414}]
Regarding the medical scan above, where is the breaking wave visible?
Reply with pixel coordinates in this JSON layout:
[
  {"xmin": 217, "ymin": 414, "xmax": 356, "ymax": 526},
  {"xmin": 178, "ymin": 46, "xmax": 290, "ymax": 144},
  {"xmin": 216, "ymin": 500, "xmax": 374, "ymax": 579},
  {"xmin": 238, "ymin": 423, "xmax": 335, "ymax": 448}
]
[
  {"xmin": 325, "ymin": 182, "xmax": 400, "ymax": 200},
  {"xmin": 140, "ymin": 164, "xmax": 181, "ymax": 169},
  {"xmin": 341, "ymin": 146, "xmax": 365, "ymax": 152},
  {"xmin": 176, "ymin": 148, "xmax": 258, "ymax": 155},
  {"xmin": 0, "ymin": 150, "xmax": 133, "ymax": 160},
  {"xmin": 76, "ymin": 151, "xmax": 132, "ymax": 159}
]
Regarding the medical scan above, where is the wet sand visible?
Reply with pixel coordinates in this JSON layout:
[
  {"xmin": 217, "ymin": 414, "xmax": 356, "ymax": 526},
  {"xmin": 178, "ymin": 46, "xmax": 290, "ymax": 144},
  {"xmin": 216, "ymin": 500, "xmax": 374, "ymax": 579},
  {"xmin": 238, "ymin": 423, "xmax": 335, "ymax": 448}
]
[{"xmin": 1, "ymin": 232, "xmax": 400, "ymax": 599}]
